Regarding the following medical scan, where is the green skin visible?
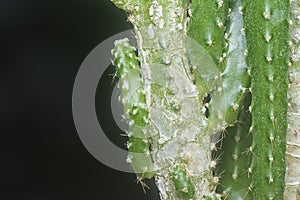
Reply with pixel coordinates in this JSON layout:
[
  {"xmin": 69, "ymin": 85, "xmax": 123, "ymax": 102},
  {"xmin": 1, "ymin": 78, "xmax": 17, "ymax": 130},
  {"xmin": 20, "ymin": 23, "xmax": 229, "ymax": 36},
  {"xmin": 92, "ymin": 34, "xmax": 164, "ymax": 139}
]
[
  {"xmin": 188, "ymin": 0, "xmax": 228, "ymax": 72},
  {"xmin": 188, "ymin": 1, "xmax": 253, "ymax": 198},
  {"xmin": 212, "ymin": 1, "xmax": 253, "ymax": 199},
  {"xmin": 215, "ymin": 0, "xmax": 250, "ymax": 125},
  {"xmin": 216, "ymin": 94, "xmax": 253, "ymax": 200},
  {"xmin": 172, "ymin": 166, "xmax": 195, "ymax": 200},
  {"xmin": 188, "ymin": 0, "xmax": 250, "ymax": 131},
  {"xmin": 112, "ymin": 39, "xmax": 155, "ymax": 179},
  {"xmin": 242, "ymin": 0, "xmax": 289, "ymax": 199},
  {"xmin": 187, "ymin": 0, "xmax": 229, "ymax": 124}
]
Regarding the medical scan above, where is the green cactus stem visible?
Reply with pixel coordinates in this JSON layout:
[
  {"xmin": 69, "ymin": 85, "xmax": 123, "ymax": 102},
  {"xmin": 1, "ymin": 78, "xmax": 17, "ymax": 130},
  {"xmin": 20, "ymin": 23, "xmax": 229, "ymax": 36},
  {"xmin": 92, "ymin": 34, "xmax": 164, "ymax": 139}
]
[
  {"xmin": 242, "ymin": 0, "xmax": 290, "ymax": 199},
  {"xmin": 212, "ymin": 1, "xmax": 253, "ymax": 198},
  {"xmin": 216, "ymin": 93, "xmax": 252, "ymax": 200},
  {"xmin": 188, "ymin": 0, "xmax": 228, "ymax": 71},
  {"xmin": 172, "ymin": 165, "xmax": 195, "ymax": 200},
  {"xmin": 112, "ymin": 39, "xmax": 155, "ymax": 179},
  {"xmin": 206, "ymin": 0, "xmax": 250, "ymax": 134}
]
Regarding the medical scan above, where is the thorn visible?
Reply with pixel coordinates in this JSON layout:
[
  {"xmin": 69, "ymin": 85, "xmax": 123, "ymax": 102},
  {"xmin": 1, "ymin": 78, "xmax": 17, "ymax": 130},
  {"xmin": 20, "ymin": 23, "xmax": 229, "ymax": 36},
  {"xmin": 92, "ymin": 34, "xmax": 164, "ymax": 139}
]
[
  {"xmin": 224, "ymin": 33, "xmax": 229, "ymax": 40},
  {"xmin": 211, "ymin": 142, "xmax": 218, "ymax": 151},
  {"xmin": 263, "ymin": 10, "xmax": 270, "ymax": 20},
  {"xmin": 240, "ymin": 28, "xmax": 245, "ymax": 35},
  {"xmin": 269, "ymin": 156, "xmax": 274, "ymax": 166},
  {"xmin": 135, "ymin": 178, "xmax": 150, "ymax": 194},
  {"xmin": 126, "ymin": 156, "xmax": 132, "ymax": 163},
  {"xmin": 217, "ymin": 0, "xmax": 224, "ymax": 9},
  {"xmin": 234, "ymin": 135, "xmax": 241, "ymax": 142},
  {"xmin": 232, "ymin": 103, "xmax": 239, "ymax": 111},
  {"xmin": 232, "ymin": 153, "xmax": 238, "ymax": 161},
  {"xmin": 217, "ymin": 21, "xmax": 223, "ymax": 29},
  {"xmin": 248, "ymin": 167, "xmax": 252, "ymax": 178},
  {"xmin": 248, "ymin": 106, "xmax": 252, "ymax": 113},
  {"xmin": 213, "ymin": 176, "xmax": 219, "ymax": 184},
  {"xmin": 247, "ymin": 68, "xmax": 251, "ymax": 76},
  {"xmin": 270, "ymin": 113, "xmax": 275, "ymax": 124},
  {"xmin": 129, "ymin": 120, "xmax": 135, "ymax": 126},
  {"xmin": 132, "ymin": 108, "xmax": 138, "ymax": 115},
  {"xmin": 238, "ymin": 6, "xmax": 243, "ymax": 14},
  {"xmin": 127, "ymin": 142, "xmax": 133, "ymax": 149},
  {"xmin": 268, "ymin": 75, "xmax": 274, "ymax": 82},
  {"xmin": 269, "ymin": 177, "xmax": 273, "ymax": 184},
  {"xmin": 270, "ymin": 135, "xmax": 274, "ymax": 142},
  {"xmin": 266, "ymin": 55, "xmax": 272, "ymax": 62},
  {"xmin": 269, "ymin": 94, "xmax": 274, "ymax": 101},
  {"xmin": 207, "ymin": 39, "xmax": 213, "ymax": 46},
  {"xmin": 210, "ymin": 160, "xmax": 217, "ymax": 168},
  {"xmin": 232, "ymin": 173, "xmax": 238, "ymax": 180},
  {"xmin": 265, "ymin": 32, "xmax": 272, "ymax": 43},
  {"xmin": 268, "ymin": 172, "xmax": 273, "ymax": 184}
]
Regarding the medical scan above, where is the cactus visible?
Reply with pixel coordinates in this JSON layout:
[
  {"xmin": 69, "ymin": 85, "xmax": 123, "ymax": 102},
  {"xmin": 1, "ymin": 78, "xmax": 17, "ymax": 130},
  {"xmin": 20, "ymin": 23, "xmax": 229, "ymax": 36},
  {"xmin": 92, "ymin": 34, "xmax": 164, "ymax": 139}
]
[
  {"xmin": 109, "ymin": 0, "xmax": 299, "ymax": 199},
  {"xmin": 215, "ymin": 96, "xmax": 252, "ymax": 199},
  {"xmin": 241, "ymin": 0, "xmax": 289, "ymax": 199},
  {"xmin": 188, "ymin": 0, "xmax": 228, "ymax": 71},
  {"xmin": 112, "ymin": 39, "xmax": 155, "ymax": 180},
  {"xmin": 112, "ymin": 1, "xmax": 219, "ymax": 199}
]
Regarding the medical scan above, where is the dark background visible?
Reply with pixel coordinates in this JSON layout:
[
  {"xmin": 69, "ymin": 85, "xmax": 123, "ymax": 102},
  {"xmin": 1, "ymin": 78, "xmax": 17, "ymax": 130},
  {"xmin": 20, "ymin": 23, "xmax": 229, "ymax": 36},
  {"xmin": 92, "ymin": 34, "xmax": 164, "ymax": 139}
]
[{"xmin": 1, "ymin": 0, "xmax": 160, "ymax": 199}]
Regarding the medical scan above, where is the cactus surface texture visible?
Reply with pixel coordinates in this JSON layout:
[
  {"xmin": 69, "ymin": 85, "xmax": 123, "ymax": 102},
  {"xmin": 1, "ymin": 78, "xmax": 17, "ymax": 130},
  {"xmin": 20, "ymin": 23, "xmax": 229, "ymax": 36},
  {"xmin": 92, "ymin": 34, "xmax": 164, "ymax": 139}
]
[{"xmin": 110, "ymin": 0, "xmax": 299, "ymax": 199}]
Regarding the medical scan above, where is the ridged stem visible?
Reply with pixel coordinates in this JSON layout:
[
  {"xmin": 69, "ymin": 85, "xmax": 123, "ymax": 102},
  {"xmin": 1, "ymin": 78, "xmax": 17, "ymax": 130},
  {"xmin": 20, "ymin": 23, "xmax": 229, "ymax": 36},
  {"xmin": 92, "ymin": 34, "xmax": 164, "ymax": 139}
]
[
  {"xmin": 209, "ymin": 0, "xmax": 251, "ymax": 134},
  {"xmin": 242, "ymin": 0, "xmax": 290, "ymax": 199},
  {"xmin": 214, "ymin": 1, "xmax": 253, "ymax": 199},
  {"xmin": 188, "ymin": 0, "xmax": 228, "ymax": 71},
  {"xmin": 216, "ymin": 94, "xmax": 252, "ymax": 199},
  {"xmin": 112, "ymin": 39, "xmax": 155, "ymax": 179}
]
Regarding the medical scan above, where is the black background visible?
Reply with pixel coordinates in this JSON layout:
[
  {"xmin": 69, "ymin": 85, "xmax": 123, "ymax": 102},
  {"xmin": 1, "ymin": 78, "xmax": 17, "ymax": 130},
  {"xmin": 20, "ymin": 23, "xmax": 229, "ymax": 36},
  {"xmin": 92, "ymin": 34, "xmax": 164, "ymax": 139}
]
[{"xmin": 1, "ymin": 0, "xmax": 160, "ymax": 199}]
